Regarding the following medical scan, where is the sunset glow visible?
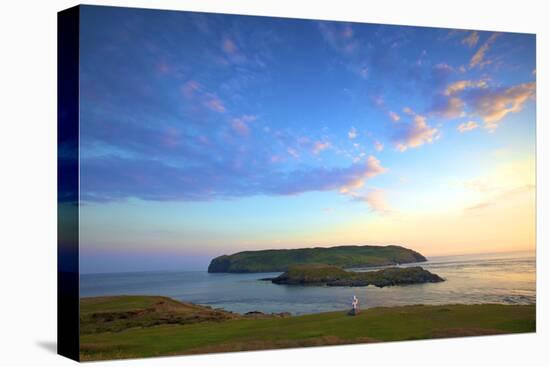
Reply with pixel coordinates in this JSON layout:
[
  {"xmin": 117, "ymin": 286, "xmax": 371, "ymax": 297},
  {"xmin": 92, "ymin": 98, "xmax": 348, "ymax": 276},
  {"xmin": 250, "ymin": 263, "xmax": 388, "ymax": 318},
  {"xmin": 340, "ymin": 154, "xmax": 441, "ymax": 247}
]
[{"xmin": 75, "ymin": 6, "xmax": 536, "ymax": 273}]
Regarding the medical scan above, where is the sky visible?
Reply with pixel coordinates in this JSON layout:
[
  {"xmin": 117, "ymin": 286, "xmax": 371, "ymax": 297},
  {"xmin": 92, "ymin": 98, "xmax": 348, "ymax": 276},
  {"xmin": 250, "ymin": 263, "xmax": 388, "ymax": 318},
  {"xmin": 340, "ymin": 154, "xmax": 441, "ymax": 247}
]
[{"xmin": 75, "ymin": 5, "xmax": 536, "ymax": 273}]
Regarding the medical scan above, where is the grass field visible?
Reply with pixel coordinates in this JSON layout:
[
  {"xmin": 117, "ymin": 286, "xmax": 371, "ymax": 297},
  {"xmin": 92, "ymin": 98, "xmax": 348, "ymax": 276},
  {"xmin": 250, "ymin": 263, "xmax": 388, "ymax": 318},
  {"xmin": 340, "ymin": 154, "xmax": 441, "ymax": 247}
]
[{"xmin": 80, "ymin": 296, "xmax": 535, "ymax": 361}]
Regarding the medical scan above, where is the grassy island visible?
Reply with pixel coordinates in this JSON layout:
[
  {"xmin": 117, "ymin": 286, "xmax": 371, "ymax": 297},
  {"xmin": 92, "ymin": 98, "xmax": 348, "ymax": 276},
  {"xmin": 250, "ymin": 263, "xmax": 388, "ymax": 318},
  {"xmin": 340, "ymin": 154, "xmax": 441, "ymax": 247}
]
[
  {"xmin": 208, "ymin": 245, "xmax": 427, "ymax": 273},
  {"xmin": 268, "ymin": 264, "xmax": 444, "ymax": 287},
  {"xmin": 79, "ymin": 295, "xmax": 535, "ymax": 361}
]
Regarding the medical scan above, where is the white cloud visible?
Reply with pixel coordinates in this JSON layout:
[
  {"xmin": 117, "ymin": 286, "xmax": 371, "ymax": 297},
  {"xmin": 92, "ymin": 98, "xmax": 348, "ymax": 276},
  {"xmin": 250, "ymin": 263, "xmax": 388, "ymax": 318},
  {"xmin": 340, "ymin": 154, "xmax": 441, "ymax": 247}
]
[
  {"xmin": 389, "ymin": 111, "xmax": 400, "ymax": 122},
  {"xmin": 457, "ymin": 121, "xmax": 479, "ymax": 133},
  {"xmin": 470, "ymin": 33, "xmax": 500, "ymax": 69},
  {"xmin": 435, "ymin": 80, "xmax": 535, "ymax": 131},
  {"xmin": 348, "ymin": 127, "xmax": 358, "ymax": 139},
  {"xmin": 444, "ymin": 79, "xmax": 488, "ymax": 96},
  {"xmin": 462, "ymin": 31, "xmax": 479, "ymax": 48},
  {"xmin": 339, "ymin": 156, "xmax": 387, "ymax": 193},
  {"xmin": 393, "ymin": 112, "xmax": 439, "ymax": 152},
  {"xmin": 472, "ymin": 82, "xmax": 535, "ymax": 130}
]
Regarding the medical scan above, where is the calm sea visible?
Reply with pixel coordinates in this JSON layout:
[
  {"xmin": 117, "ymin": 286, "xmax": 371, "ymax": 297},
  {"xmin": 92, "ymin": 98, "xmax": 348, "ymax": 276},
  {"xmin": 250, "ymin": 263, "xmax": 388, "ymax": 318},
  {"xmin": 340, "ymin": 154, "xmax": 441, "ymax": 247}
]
[{"xmin": 80, "ymin": 251, "xmax": 536, "ymax": 315}]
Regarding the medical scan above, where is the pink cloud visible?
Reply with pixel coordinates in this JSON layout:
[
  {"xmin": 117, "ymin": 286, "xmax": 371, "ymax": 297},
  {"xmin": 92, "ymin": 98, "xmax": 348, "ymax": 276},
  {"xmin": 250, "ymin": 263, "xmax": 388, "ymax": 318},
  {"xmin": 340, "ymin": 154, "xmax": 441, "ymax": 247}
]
[
  {"xmin": 181, "ymin": 80, "xmax": 227, "ymax": 114},
  {"xmin": 312, "ymin": 141, "xmax": 331, "ymax": 155},
  {"xmin": 433, "ymin": 79, "xmax": 534, "ymax": 131},
  {"xmin": 462, "ymin": 31, "xmax": 479, "ymax": 48},
  {"xmin": 402, "ymin": 106, "xmax": 414, "ymax": 116},
  {"xmin": 83, "ymin": 153, "xmax": 390, "ymax": 202},
  {"xmin": 444, "ymin": 79, "xmax": 488, "ymax": 96},
  {"xmin": 181, "ymin": 80, "xmax": 201, "ymax": 99},
  {"xmin": 222, "ymin": 37, "xmax": 237, "ymax": 54},
  {"xmin": 353, "ymin": 188, "xmax": 393, "ymax": 214},
  {"xmin": 231, "ymin": 120, "xmax": 249, "ymax": 136},
  {"xmin": 318, "ymin": 22, "xmax": 359, "ymax": 55},
  {"xmin": 231, "ymin": 115, "xmax": 256, "ymax": 136},
  {"xmin": 435, "ymin": 96, "xmax": 466, "ymax": 119},
  {"xmin": 471, "ymin": 82, "xmax": 535, "ymax": 130},
  {"xmin": 205, "ymin": 97, "xmax": 226, "ymax": 113},
  {"xmin": 339, "ymin": 156, "xmax": 387, "ymax": 193},
  {"xmin": 470, "ymin": 33, "xmax": 500, "ymax": 69},
  {"xmin": 457, "ymin": 121, "xmax": 479, "ymax": 133},
  {"xmin": 389, "ymin": 111, "xmax": 400, "ymax": 122},
  {"xmin": 393, "ymin": 110, "xmax": 439, "ymax": 152}
]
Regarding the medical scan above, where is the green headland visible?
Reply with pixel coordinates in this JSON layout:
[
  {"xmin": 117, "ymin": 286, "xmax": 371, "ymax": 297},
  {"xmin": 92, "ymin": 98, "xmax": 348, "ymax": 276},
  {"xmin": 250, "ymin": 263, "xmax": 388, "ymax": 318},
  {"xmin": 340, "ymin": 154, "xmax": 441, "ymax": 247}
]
[{"xmin": 208, "ymin": 244, "xmax": 427, "ymax": 273}]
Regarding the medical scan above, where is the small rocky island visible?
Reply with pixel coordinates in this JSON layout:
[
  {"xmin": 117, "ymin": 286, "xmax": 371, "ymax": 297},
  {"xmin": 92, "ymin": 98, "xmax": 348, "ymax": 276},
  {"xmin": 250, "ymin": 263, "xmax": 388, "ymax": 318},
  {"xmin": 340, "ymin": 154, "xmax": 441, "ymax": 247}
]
[{"xmin": 265, "ymin": 264, "xmax": 444, "ymax": 287}]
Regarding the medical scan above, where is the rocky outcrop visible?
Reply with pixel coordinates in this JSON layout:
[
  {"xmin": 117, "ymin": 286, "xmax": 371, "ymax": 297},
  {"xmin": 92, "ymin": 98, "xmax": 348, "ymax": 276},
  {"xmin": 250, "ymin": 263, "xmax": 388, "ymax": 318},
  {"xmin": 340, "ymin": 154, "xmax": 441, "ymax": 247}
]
[{"xmin": 269, "ymin": 264, "xmax": 444, "ymax": 288}]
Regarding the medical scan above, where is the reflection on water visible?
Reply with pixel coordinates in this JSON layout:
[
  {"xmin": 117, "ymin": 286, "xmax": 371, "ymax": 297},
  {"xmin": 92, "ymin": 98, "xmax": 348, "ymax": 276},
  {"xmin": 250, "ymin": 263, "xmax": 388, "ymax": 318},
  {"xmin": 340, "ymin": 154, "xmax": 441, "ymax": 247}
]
[{"xmin": 80, "ymin": 251, "xmax": 535, "ymax": 315}]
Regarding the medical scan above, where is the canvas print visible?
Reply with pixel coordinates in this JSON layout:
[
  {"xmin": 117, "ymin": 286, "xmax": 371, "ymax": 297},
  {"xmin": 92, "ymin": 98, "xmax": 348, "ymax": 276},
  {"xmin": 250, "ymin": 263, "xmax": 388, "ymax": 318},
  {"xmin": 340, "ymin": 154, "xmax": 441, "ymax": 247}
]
[{"xmin": 58, "ymin": 4, "xmax": 536, "ymax": 362}]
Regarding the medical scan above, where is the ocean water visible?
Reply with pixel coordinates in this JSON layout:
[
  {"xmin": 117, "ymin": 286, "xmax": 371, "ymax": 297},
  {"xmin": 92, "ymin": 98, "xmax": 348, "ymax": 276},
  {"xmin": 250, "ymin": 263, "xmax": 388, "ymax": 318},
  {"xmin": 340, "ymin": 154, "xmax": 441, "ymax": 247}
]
[{"xmin": 80, "ymin": 251, "xmax": 536, "ymax": 315}]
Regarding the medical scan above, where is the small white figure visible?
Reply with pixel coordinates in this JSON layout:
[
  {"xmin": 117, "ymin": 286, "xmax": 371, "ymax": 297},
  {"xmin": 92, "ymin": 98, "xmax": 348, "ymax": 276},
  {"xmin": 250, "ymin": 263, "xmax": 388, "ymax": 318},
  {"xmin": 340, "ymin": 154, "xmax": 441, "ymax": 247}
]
[{"xmin": 351, "ymin": 295, "xmax": 360, "ymax": 314}]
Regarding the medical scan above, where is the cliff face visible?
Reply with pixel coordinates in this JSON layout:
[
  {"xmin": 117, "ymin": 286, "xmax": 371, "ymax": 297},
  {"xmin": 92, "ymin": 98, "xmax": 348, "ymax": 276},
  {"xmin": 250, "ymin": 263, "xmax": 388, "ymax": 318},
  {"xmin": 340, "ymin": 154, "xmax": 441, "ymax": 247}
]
[
  {"xmin": 207, "ymin": 255, "xmax": 231, "ymax": 273},
  {"xmin": 207, "ymin": 245, "xmax": 427, "ymax": 273}
]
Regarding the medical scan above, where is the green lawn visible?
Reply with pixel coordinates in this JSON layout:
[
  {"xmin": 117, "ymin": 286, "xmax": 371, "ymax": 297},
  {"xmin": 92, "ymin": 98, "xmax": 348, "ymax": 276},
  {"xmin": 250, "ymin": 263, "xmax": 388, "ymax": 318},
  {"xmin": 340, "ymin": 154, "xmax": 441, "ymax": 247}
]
[{"xmin": 80, "ymin": 296, "xmax": 535, "ymax": 361}]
